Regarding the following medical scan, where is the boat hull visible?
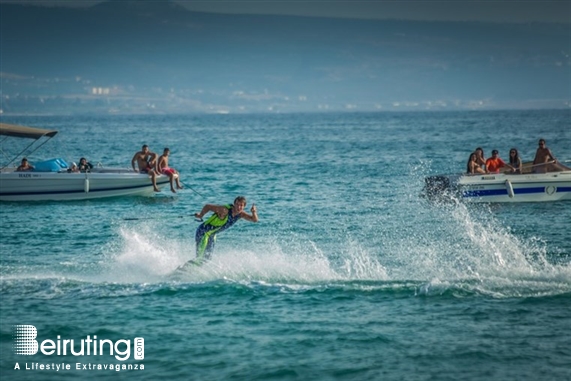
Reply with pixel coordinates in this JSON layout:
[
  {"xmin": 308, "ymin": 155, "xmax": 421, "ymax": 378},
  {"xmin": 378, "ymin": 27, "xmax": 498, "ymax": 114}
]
[
  {"xmin": 424, "ymin": 171, "xmax": 571, "ymax": 203},
  {"xmin": 0, "ymin": 169, "xmax": 171, "ymax": 201}
]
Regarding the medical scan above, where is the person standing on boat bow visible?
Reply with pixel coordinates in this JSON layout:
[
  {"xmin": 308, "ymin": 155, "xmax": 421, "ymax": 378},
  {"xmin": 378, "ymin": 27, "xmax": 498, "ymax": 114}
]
[
  {"xmin": 131, "ymin": 144, "xmax": 160, "ymax": 192},
  {"xmin": 193, "ymin": 196, "xmax": 258, "ymax": 263}
]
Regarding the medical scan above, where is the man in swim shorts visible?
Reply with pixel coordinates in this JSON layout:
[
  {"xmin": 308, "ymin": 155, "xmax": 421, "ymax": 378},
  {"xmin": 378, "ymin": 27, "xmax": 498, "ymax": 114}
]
[
  {"xmin": 532, "ymin": 139, "xmax": 562, "ymax": 173},
  {"xmin": 193, "ymin": 196, "xmax": 258, "ymax": 262},
  {"xmin": 131, "ymin": 144, "xmax": 159, "ymax": 192},
  {"xmin": 157, "ymin": 148, "xmax": 183, "ymax": 193}
]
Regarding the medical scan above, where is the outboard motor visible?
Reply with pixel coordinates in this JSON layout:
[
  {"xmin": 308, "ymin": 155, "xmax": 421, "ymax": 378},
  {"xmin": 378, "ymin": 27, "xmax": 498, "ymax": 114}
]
[{"xmin": 423, "ymin": 175, "xmax": 451, "ymax": 200}]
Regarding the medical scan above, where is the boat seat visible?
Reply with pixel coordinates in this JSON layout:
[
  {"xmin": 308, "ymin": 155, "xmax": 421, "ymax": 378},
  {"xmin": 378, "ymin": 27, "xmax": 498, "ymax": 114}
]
[{"xmin": 33, "ymin": 158, "xmax": 69, "ymax": 172}]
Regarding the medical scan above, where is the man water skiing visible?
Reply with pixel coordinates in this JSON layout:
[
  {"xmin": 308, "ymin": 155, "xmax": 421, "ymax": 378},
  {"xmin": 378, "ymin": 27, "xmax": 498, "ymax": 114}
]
[{"xmin": 192, "ymin": 196, "xmax": 258, "ymax": 263}]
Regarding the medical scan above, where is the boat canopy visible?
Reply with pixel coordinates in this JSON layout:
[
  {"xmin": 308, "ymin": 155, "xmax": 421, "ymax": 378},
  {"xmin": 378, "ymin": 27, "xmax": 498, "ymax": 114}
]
[
  {"xmin": 0, "ymin": 123, "xmax": 59, "ymax": 170},
  {"xmin": 0, "ymin": 123, "xmax": 58, "ymax": 139}
]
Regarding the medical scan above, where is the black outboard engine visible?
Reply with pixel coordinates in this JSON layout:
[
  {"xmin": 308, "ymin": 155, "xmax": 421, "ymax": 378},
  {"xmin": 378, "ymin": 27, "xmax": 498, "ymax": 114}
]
[{"xmin": 423, "ymin": 175, "xmax": 451, "ymax": 200}]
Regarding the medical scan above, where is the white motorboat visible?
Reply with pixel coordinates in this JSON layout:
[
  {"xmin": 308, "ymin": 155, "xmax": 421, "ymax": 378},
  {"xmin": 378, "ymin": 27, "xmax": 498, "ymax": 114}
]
[
  {"xmin": 424, "ymin": 162, "xmax": 571, "ymax": 203},
  {"xmin": 0, "ymin": 123, "xmax": 171, "ymax": 201}
]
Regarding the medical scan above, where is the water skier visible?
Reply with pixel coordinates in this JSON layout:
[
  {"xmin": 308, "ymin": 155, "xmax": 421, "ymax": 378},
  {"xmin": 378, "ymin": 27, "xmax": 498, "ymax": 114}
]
[{"xmin": 192, "ymin": 196, "xmax": 258, "ymax": 263}]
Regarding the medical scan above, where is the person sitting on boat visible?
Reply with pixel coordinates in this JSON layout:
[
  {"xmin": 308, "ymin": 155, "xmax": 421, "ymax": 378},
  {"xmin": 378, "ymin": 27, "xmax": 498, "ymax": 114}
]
[
  {"xmin": 532, "ymin": 139, "xmax": 563, "ymax": 173},
  {"xmin": 508, "ymin": 148, "xmax": 522, "ymax": 174},
  {"xmin": 485, "ymin": 150, "xmax": 513, "ymax": 173},
  {"xmin": 16, "ymin": 158, "xmax": 34, "ymax": 172},
  {"xmin": 474, "ymin": 147, "xmax": 487, "ymax": 171},
  {"xmin": 157, "ymin": 147, "xmax": 183, "ymax": 193},
  {"xmin": 467, "ymin": 153, "xmax": 485, "ymax": 174},
  {"xmin": 131, "ymin": 144, "xmax": 160, "ymax": 192},
  {"xmin": 78, "ymin": 157, "xmax": 93, "ymax": 172},
  {"xmin": 67, "ymin": 163, "xmax": 80, "ymax": 173}
]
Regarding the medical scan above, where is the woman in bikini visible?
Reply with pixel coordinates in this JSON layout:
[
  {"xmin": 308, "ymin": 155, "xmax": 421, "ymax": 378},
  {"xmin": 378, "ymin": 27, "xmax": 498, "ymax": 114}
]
[{"xmin": 467, "ymin": 152, "xmax": 485, "ymax": 175}]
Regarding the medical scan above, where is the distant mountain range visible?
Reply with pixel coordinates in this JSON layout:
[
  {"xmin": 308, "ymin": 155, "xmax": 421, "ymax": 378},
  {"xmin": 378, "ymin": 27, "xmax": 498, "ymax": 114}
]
[{"xmin": 1, "ymin": 1, "xmax": 569, "ymax": 114}]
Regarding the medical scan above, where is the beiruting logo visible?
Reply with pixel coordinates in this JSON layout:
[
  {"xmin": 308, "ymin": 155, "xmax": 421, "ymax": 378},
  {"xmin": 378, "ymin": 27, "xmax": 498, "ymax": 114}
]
[
  {"xmin": 13, "ymin": 325, "xmax": 38, "ymax": 355},
  {"xmin": 13, "ymin": 325, "xmax": 144, "ymax": 361}
]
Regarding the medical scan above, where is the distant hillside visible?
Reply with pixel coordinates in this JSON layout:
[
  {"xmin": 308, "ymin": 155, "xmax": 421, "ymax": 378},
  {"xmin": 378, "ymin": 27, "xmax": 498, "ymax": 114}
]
[{"xmin": 1, "ymin": 1, "xmax": 569, "ymax": 114}]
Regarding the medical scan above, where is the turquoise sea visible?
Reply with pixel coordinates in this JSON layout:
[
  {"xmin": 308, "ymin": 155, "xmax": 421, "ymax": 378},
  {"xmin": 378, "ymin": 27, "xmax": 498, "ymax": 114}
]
[{"xmin": 1, "ymin": 110, "xmax": 570, "ymax": 380}]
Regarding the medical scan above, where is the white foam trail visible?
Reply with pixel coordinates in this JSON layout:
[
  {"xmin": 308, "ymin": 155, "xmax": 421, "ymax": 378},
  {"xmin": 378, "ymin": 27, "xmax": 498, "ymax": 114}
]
[
  {"xmin": 99, "ymin": 223, "xmax": 388, "ymax": 285},
  {"xmin": 91, "ymin": 196, "xmax": 570, "ymax": 299},
  {"xmin": 177, "ymin": 239, "xmax": 388, "ymax": 284},
  {"xmin": 393, "ymin": 198, "xmax": 571, "ymax": 297},
  {"xmin": 387, "ymin": 161, "xmax": 571, "ymax": 297},
  {"xmin": 99, "ymin": 225, "xmax": 189, "ymax": 283}
]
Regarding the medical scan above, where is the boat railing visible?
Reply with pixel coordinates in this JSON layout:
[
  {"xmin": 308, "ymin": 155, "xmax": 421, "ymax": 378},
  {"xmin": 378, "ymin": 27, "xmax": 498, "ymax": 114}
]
[
  {"xmin": 88, "ymin": 167, "xmax": 137, "ymax": 174},
  {"xmin": 499, "ymin": 160, "xmax": 571, "ymax": 175}
]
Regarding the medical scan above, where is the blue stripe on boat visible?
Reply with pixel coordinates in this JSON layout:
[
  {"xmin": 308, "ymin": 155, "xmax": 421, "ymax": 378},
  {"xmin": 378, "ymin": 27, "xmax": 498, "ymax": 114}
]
[{"xmin": 463, "ymin": 186, "xmax": 570, "ymax": 198}]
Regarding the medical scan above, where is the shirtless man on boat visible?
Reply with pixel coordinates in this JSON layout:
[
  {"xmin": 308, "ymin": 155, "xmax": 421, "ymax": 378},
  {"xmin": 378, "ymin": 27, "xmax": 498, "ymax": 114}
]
[
  {"xmin": 131, "ymin": 144, "xmax": 160, "ymax": 192},
  {"xmin": 532, "ymin": 139, "xmax": 564, "ymax": 173},
  {"xmin": 157, "ymin": 148, "xmax": 183, "ymax": 193}
]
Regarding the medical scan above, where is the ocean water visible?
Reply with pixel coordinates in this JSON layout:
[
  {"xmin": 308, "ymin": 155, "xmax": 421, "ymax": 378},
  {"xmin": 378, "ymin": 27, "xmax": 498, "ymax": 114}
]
[{"xmin": 1, "ymin": 110, "xmax": 570, "ymax": 380}]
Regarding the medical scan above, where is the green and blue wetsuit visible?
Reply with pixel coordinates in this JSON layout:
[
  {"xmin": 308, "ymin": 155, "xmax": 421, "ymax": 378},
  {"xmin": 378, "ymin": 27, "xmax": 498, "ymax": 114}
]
[{"xmin": 195, "ymin": 205, "xmax": 241, "ymax": 260}]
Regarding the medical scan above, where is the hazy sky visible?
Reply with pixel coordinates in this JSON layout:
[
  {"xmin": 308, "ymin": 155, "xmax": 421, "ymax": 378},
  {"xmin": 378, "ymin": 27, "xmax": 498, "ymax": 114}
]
[{"xmin": 2, "ymin": 0, "xmax": 570, "ymax": 23}]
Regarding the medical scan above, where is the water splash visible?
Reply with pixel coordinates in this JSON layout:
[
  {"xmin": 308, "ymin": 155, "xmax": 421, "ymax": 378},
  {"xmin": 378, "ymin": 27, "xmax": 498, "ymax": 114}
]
[
  {"xmin": 102, "ymin": 223, "xmax": 387, "ymax": 285},
  {"xmin": 95, "ymin": 202, "xmax": 571, "ymax": 299},
  {"xmin": 5, "ymin": 180, "xmax": 567, "ymax": 300},
  {"xmin": 378, "ymin": 160, "xmax": 571, "ymax": 297},
  {"xmin": 99, "ymin": 225, "xmax": 189, "ymax": 282}
]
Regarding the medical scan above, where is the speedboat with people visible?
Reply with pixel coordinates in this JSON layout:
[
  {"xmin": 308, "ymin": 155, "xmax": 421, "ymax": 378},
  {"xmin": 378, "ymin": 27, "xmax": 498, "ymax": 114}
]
[
  {"xmin": 0, "ymin": 123, "xmax": 171, "ymax": 201},
  {"xmin": 423, "ymin": 161, "xmax": 571, "ymax": 203}
]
